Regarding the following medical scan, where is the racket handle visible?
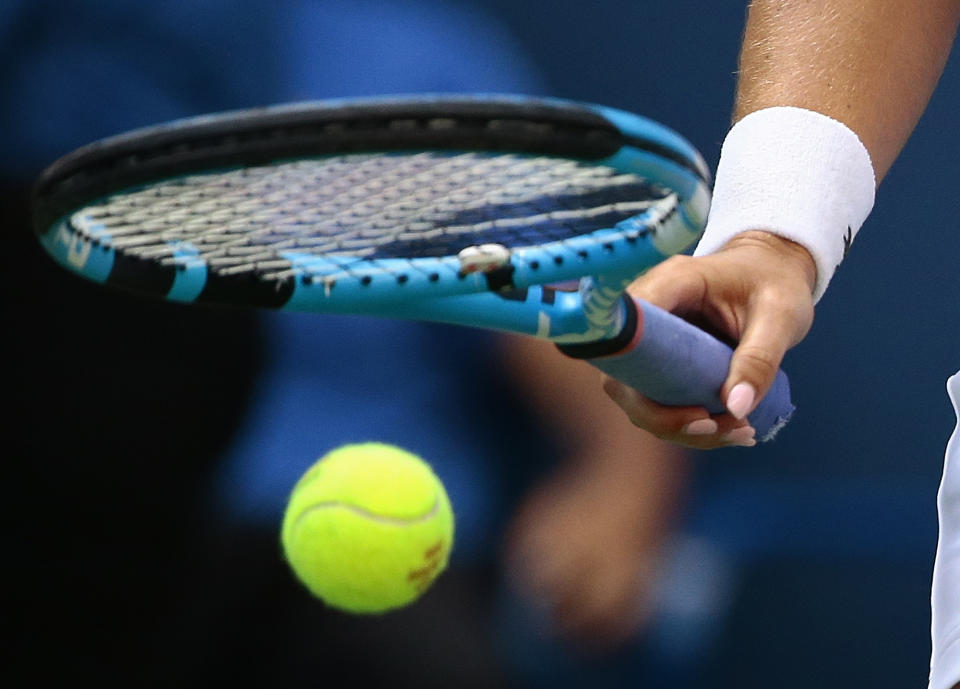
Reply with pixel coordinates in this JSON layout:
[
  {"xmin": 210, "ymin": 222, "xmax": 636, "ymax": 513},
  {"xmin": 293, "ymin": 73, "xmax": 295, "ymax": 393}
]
[{"xmin": 560, "ymin": 299, "xmax": 794, "ymax": 442}]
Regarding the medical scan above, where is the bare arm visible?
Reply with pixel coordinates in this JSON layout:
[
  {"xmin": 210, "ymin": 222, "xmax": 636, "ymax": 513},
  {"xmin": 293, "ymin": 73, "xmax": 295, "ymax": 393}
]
[
  {"xmin": 737, "ymin": 0, "xmax": 960, "ymax": 181},
  {"xmin": 606, "ymin": 0, "xmax": 960, "ymax": 448}
]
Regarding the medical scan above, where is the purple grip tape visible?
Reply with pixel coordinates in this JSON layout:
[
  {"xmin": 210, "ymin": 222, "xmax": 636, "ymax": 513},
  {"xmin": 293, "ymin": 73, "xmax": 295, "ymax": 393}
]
[{"xmin": 588, "ymin": 300, "xmax": 794, "ymax": 441}]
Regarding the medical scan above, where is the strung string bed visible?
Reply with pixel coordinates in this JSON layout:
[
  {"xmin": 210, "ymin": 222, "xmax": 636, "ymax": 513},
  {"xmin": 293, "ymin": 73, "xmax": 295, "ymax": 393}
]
[{"xmin": 67, "ymin": 151, "xmax": 668, "ymax": 283}]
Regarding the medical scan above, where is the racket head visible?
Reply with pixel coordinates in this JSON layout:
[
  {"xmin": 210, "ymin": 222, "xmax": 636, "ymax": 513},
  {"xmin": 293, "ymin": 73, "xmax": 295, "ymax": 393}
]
[{"xmin": 32, "ymin": 94, "xmax": 710, "ymax": 313}]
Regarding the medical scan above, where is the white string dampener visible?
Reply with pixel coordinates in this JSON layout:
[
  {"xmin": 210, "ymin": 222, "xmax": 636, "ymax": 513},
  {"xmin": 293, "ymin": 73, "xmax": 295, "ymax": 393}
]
[{"xmin": 457, "ymin": 243, "xmax": 512, "ymax": 275}]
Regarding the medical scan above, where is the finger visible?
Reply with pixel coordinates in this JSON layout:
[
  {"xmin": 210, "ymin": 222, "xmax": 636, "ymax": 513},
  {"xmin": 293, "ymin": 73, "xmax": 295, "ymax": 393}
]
[
  {"xmin": 601, "ymin": 376, "xmax": 707, "ymax": 434},
  {"xmin": 602, "ymin": 376, "xmax": 755, "ymax": 448},
  {"xmin": 627, "ymin": 255, "xmax": 708, "ymax": 314},
  {"xmin": 721, "ymin": 293, "xmax": 811, "ymax": 419}
]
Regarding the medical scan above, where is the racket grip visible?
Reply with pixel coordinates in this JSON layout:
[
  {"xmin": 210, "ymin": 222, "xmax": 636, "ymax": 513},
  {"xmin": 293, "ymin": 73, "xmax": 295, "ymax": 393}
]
[{"xmin": 561, "ymin": 299, "xmax": 794, "ymax": 442}]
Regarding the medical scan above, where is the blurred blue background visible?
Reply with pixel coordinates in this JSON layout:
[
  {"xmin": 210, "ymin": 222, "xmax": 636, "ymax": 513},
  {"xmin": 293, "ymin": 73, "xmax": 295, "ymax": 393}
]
[{"xmin": 7, "ymin": 1, "xmax": 959, "ymax": 687}]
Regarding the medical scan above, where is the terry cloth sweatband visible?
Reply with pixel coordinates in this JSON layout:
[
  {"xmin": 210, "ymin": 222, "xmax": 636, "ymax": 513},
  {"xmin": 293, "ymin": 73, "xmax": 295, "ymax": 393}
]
[{"xmin": 694, "ymin": 106, "xmax": 876, "ymax": 302}]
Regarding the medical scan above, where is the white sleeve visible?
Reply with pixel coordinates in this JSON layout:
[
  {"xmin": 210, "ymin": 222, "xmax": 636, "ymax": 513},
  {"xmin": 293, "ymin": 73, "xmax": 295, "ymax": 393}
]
[{"xmin": 930, "ymin": 373, "xmax": 960, "ymax": 689}]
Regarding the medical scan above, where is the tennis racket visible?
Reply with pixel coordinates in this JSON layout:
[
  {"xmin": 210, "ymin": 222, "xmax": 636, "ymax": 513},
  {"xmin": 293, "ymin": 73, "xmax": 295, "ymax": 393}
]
[{"xmin": 31, "ymin": 94, "xmax": 793, "ymax": 440}]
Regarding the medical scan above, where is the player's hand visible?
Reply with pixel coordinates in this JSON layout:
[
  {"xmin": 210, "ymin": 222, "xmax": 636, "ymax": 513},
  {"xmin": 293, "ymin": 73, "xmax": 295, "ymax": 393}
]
[{"xmin": 604, "ymin": 230, "xmax": 817, "ymax": 449}]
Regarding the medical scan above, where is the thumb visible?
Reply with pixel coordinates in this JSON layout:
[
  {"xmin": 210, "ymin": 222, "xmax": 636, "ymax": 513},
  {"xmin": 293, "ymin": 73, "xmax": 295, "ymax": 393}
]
[{"xmin": 722, "ymin": 299, "xmax": 807, "ymax": 420}]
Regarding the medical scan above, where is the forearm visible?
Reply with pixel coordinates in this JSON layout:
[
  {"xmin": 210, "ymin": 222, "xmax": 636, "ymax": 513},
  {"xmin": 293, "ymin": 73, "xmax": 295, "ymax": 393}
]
[
  {"xmin": 606, "ymin": 2, "xmax": 959, "ymax": 443},
  {"xmin": 736, "ymin": 0, "xmax": 960, "ymax": 181}
]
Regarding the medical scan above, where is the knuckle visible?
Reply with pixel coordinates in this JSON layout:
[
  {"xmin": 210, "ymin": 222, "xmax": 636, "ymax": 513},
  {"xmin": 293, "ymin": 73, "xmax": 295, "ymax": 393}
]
[
  {"xmin": 761, "ymin": 290, "xmax": 812, "ymax": 320},
  {"xmin": 734, "ymin": 344, "xmax": 781, "ymax": 382},
  {"xmin": 630, "ymin": 257, "xmax": 709, "ymax": 307},
  {"xmin": 636, "ymin": 254, "xmax": 695, "ymax": 286},
  {"xmin": 755, "ymin": 284, "xmax": 815, "ymax": 325}
]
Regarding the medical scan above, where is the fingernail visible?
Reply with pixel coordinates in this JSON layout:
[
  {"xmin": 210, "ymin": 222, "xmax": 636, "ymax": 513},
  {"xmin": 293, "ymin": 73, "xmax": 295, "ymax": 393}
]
[
  {"xmin": 722, "ymin": 426, "xmax": 756, "ymax": 447},
  {"xmin": 726, "ymin": 383, "xmax": 755, "ymax": 420},
  {"xmin": 682, "ymin": 418, "xmax": 719, "ymax": 435}
]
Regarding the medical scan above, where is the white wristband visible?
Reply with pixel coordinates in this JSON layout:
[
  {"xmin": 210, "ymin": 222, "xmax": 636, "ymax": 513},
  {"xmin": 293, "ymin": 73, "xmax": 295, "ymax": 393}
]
[{"xmin": 693, "ymin": 106, "xmax": 876, "ymax": 302}]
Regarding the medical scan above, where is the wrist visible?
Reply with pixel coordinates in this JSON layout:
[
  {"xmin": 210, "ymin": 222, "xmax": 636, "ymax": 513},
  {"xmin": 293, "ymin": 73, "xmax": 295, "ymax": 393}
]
[
  {"xmin": 694, "ymin": 106, "xmax": 876, "ymax": 302},
  {"xmin": 721, "ymin": 230, "xmax": 817, "ymax": 296}
]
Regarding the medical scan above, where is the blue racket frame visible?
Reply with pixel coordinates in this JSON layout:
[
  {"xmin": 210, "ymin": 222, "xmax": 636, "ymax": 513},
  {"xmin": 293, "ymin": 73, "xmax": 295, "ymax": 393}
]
[{"xmin": 33, "ymin": 94, "xmax": 794, "ymax": 440}]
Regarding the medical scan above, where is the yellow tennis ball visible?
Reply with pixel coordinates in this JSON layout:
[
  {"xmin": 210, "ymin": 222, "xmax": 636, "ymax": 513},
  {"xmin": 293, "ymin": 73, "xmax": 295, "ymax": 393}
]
[{"xmin": 281, "ymin": 442, "xmax": 454, "ymax": 614}]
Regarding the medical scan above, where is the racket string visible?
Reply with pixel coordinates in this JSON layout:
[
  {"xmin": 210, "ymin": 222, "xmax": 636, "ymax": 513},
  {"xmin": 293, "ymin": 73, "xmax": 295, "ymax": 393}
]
[{"xmin": 69, "ymin": 152, "xmax": 669, "ymax": 282}]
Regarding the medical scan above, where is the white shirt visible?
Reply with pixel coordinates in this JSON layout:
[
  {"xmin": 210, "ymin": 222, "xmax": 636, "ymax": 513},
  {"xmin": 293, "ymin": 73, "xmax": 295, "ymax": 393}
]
[{"xmin": 930, "ymin": 373, "xmax": 960, "ymax": 689}]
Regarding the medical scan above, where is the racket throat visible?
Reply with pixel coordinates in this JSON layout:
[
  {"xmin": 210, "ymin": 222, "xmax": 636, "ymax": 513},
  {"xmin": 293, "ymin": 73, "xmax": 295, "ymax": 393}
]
[{"xmin": 556, "ymin": 295, "xmax": 640, "ymax": 360}]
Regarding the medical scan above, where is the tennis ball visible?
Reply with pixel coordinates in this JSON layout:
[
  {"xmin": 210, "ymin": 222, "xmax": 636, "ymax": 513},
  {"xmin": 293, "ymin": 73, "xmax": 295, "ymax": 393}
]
[{"xmin": 281, "ymin": 442, "xmax": 454, "ymax": 614}]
